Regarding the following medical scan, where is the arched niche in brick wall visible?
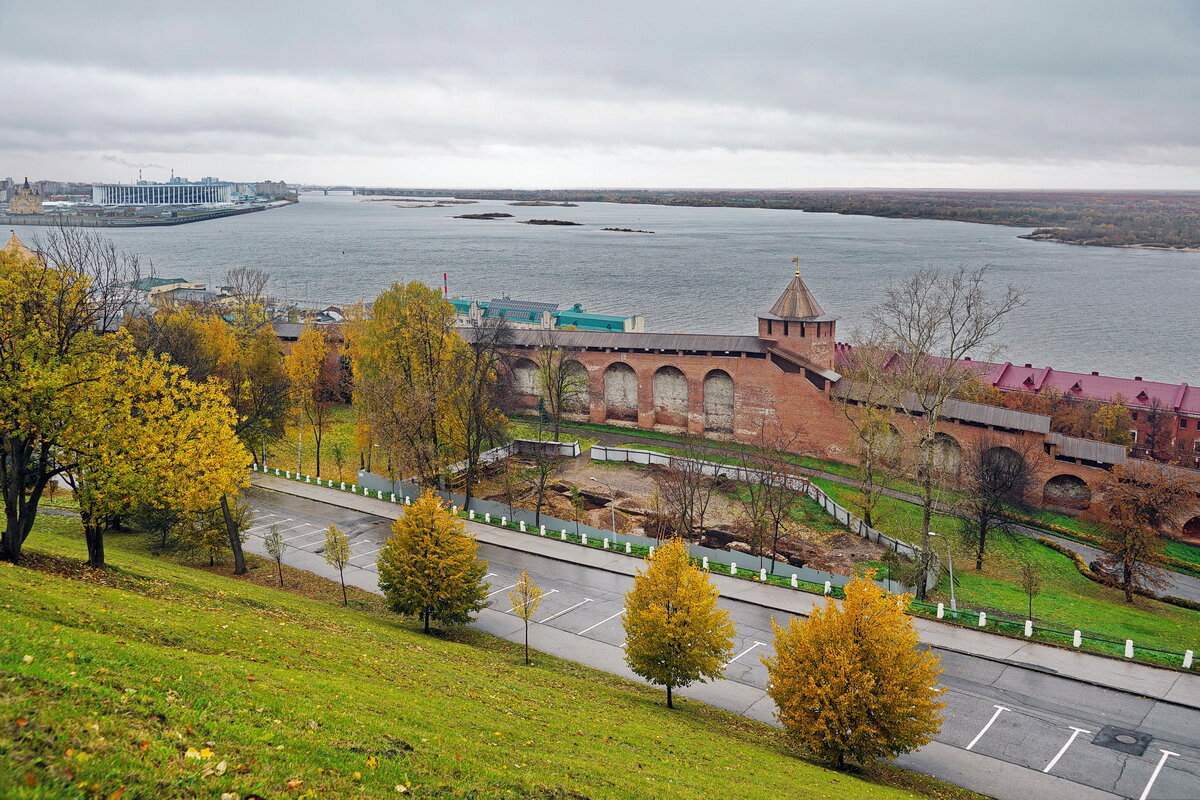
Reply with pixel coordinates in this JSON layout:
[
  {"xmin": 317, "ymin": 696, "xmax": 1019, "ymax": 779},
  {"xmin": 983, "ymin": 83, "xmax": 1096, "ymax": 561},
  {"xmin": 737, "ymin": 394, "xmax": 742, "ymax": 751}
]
[
  {"xmin": 510, "ymin": 357, "xmax": 538, "ymax": 396},
  {"xmin": 1180, "ymin": 516, "xmax": 1200, "ymax": 544},
  {"xmin": 928, "ymin": 432, "xmax": 963, "ymax": 477},
  {"xmin": 604, "ymin": 362, "xmax": 638, "ymax": 422},
  {"xmin": 652, "ymin": 366, "xmax": 689, "ymax": 428},
  {"xmin": 1043, "ymin": 474, "xmax": 1092, "ymax": 510},
  {"xmin": 562, "ymin": 360, "xmax": 590, "ymax": 414},
  {"xmin": 703, "ymin": 369, "xmax": 734, "ymax": 433}
]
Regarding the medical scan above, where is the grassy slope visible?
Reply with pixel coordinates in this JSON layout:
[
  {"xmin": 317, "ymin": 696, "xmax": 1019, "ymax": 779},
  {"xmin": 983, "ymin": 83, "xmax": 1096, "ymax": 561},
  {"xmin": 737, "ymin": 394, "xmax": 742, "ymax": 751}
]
[{"xmin": 1, "ymin": 518, "xmax": 975, "ymax": 800}]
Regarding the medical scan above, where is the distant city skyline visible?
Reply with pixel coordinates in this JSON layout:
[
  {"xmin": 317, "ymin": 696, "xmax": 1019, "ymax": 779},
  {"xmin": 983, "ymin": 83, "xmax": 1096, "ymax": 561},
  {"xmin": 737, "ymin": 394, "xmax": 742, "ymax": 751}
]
[{"xmin": 2, "ymin": 1, "xmax": 1198, "ymax": 189}]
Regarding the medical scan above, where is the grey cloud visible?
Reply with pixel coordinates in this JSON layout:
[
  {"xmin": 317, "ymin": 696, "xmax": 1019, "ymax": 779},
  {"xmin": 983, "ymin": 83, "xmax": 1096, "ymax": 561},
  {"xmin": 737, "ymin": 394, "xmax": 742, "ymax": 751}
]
[{"xmin": 1, "ymin": 1, "xmax": 1198, "ymax": 185}]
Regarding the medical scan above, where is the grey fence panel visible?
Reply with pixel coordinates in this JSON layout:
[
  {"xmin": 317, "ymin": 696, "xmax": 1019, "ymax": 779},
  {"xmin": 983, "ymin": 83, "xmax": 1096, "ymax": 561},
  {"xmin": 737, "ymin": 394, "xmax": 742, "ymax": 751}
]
[{"xmin": 590, "ymin": 445, "xmax": 936, "ymax": 589}]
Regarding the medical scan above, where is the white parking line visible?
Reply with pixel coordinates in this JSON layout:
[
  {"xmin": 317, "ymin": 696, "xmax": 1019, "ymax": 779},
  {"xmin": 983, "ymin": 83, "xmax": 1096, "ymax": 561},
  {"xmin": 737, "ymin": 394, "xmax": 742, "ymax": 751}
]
[
  {"xmin": 246, "ymin": 517, "xmax": 290, "ymax": 534},
  {"xmin": 578, "ymin": 609, "xmax": 624, "ymax": 635},
  {"xmin": 1138, "ymin": 749, "xmax": 1179, "ymax": 800},
  {"xmin": 728, "ymin": 642, "xmax": 768, "ymax": 664},
  {"xmin": 482, "ymin": 573, "xmax": 497, "ymax": 580},
  {"xmin": 506, "ymin": 589, "xmax": 559, "ymax": 613},
  {"xmin": 1043, "ymin": 726, "xmax": 1090, "ymax": 773},
  {"xmin": 965, "ymin": 705, "xmax": 1009, "ymax": 751},
  {"xmin": 350, "ymin": 546, "xmax": 383, "ymax": 558},
  {"xmin": 540, "ymin": 598, "xmax": 594, "ymax": 623},
  {"xmin": 486, "ymin": 583, "xmax": 518, "ymax": 597}
]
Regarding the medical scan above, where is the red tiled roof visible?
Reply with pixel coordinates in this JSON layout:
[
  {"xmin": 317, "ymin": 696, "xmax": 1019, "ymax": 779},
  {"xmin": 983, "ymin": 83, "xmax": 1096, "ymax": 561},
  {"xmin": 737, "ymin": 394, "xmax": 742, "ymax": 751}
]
[{"xmin": 835, "ymin": 344, "xmax": 1200, "ymax": 416}]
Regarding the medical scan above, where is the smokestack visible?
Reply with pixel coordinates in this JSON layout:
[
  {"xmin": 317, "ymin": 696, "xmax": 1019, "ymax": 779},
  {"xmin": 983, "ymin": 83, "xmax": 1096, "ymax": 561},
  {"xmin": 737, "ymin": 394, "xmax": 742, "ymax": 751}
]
[{"xmin": 443, "ymin": 272, "xmax": 448, "ymax": 296}]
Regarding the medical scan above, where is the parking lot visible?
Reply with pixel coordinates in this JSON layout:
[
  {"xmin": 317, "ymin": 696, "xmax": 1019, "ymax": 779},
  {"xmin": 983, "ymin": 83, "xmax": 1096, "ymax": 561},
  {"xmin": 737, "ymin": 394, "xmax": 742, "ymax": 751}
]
[{"xmin": 245, "ymin": 487, "xmax": 1200, "ymax": 800}]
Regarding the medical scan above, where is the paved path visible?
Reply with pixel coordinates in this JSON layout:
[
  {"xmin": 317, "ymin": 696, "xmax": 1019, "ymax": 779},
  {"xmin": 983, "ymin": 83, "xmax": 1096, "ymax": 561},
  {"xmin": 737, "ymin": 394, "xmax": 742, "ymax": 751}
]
[
  {"xmin": 245, "ymin": 474, "xmax": 1200, "ymax": 800},
  {"xmin": 580, "ymin": 426, "xmax": 1200, "ymax": 604}
]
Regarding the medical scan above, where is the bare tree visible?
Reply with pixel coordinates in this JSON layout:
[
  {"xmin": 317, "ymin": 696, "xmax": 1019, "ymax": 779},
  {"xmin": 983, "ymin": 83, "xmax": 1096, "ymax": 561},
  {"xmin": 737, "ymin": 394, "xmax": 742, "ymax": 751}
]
[
  {"xmin": 535, "ymin": 332, "xmax": 588, "ymax": 440},
  {"xmin": 1089, "ymin": 461, "xmax": 1200, "ymax": 602},
  {"xmin": 652, "ymin": 436, "xmax": 718, "ymax": 539},
  {"xmin": 867, "ymin": 266, "xmax": 1027, "ymax": 598},
  {"xmin": 1019, "ymin": 560, "xmax": 1042, "ymax": 620},
  {"xmin": 1139, "ymin": 396, "xmax": 1173, "ymax": 462},
  {"xmin": 453, "ymin": 316, "xmax": 513, "ymax": 511},
  {"xmin": 836, "ymin": 344, "xmax": 906, "ymax": 529},
  {"xmin": 735, "ymin": 422, "xmax": 809, "ymax": 573},
  {"xmin": 956, "ymin": 435, "xmax": 1038, "ymax": 570}
]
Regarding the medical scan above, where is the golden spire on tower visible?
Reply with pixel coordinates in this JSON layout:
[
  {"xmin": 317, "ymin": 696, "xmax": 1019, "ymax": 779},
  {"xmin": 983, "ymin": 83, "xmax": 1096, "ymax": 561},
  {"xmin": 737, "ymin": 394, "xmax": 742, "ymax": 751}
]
[{"xmin": 792, "ymin": 256, "xmax": 800, "ymax": 277}]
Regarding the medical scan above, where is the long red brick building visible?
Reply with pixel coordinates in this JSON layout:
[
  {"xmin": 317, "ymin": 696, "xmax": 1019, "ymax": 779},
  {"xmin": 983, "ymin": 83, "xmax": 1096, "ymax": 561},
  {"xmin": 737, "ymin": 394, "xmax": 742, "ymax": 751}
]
[{"xmin": 500, "ymin": 267, "xmax": 1200, "ymax": 542}]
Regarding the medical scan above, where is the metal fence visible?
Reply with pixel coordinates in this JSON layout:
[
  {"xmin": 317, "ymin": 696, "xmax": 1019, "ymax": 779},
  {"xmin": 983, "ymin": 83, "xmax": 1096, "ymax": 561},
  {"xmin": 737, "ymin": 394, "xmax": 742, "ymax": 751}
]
[{"xmin": 590, "ymin": 445, "xmax": 937, "ymax": 590}]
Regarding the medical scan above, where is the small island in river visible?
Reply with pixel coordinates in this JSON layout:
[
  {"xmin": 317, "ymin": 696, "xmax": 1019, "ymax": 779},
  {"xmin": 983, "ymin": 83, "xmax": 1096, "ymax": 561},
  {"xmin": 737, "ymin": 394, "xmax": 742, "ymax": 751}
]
[
  {"xmin": 508, "ymin": 201, "xmax": 579, "ymax": 207},
  {"xmin": 455, "ymin": 212, "xmax": 514, "ymax": 220},
  {"xmin": 602, "ymin": 227, "xmax": 655, "ymax": 234},
  {"xmin": 519, "ymin": 219, "xmax": 581, "ymax": 226}
]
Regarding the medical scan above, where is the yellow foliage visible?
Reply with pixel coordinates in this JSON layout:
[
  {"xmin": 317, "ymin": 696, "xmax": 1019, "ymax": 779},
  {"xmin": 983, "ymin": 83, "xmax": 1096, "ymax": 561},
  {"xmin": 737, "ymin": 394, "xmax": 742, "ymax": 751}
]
[
  {"xmin": 622, "ymin": 538, "xmax": 736, "ymax": 707},
  {"xmin": 763, "ymin": 573, "xmax": 945, "ymax": 767},
  {"xmin": 376, "ymin": 491, "xmax": 489, "ymax": 632}
]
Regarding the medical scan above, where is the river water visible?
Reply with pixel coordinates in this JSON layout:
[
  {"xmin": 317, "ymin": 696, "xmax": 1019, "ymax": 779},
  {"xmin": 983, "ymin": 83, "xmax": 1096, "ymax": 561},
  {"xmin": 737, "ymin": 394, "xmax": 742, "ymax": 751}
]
[{"xmin": 12, "ymin": 193, "xmax": 1198, "ymax": 383}]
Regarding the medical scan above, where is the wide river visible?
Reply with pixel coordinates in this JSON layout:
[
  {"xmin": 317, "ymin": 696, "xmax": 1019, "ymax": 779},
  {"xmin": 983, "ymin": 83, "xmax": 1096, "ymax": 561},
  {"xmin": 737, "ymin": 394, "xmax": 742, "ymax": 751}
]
[{"xmin": 13, "ymin": 194, "xmax": 1199, "ymax": 384}]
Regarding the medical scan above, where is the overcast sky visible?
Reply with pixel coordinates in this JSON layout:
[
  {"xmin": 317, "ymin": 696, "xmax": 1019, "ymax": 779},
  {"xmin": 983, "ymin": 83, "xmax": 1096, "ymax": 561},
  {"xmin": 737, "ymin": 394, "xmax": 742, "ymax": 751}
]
[{"xmin": 2, "ymin": 1, "xmax": 1198, "ymax": 188}]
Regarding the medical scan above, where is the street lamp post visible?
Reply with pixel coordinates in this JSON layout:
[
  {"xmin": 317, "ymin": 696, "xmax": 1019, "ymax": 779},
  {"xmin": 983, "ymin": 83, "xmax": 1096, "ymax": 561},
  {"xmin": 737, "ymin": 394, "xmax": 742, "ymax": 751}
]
[
  {"xmin": 929, "ymin": 531, "xmax": 956, "ymax": 613},
  {"xmin": 589, "ymin": 477, "xmax": 618, "ymax": 533}
]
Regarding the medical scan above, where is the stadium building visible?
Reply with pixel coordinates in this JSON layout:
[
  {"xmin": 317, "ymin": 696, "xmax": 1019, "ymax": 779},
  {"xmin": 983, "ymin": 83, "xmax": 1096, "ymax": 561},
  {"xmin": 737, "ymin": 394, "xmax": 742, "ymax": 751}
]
[{"xmin": 92, "ymin": 181, "xmax": 232, "ymax": 205}]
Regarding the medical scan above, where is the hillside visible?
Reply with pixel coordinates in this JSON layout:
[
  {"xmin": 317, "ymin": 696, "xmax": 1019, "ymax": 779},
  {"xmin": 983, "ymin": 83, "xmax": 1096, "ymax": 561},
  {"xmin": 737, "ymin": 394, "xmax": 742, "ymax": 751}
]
[{"xmin": 0, "ymin": 518, "xmax": 977, "ymax": 799}]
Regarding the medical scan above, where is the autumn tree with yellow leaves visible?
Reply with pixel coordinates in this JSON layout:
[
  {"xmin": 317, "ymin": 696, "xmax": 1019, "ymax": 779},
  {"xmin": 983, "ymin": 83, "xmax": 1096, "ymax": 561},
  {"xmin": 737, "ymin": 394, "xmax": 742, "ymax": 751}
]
[
  {"xmin": 323, "ymin": 524, "xmax": 352, "ymax": 605},
  {"xmin": 508, "ymin": 569, "xmax": 545, "ymax": 665},
  {"xmin": 284, "ymin": 325, "xmax": 342, "ymax": 476},
  {"xmin": 763, "ymin": 573, "xmax": 945, "ymax": 768},
  {"xmin": 376, "ymin": 491, "xmax": 488, "ymax": 632},
  {"xmin": 61, "ymin": 350, "xmax": 249, "ymax": 567},
  {"xmin": 623, "ymin": 537, "xmax": 736, "ymax": 708}
]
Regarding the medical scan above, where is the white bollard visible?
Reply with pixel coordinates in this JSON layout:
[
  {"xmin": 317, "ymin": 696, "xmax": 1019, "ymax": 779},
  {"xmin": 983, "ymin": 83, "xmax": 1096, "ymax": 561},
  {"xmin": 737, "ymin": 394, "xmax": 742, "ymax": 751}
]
[
  {"xmin": 469, "ymin": 510, "xmax": 475, "ymax": 520},
  {"xmin": 501, "ymin": 516, "xmax": 506, "ymax": 527},
  {"xmin": 305, "ymin": 475, "xmax": 311, "ymax": 483},
  {"xmin": 936, "ymin": 602, "xmax": 945, "ymax": 619},
  {"xmin": 452, "ymin": 505, "xmax": 458, "ymax": 514},
  {"xmin": 390, "ymin": 493, "xmax": 396, "ymax": 503},
  {"xmin": 978, "ymin": 612, "xmax": 987, "ymax": 627},
  {"xmin": 540, "ymin": 525, "xmax": 546, "ymax": 536},
  {"xmin": 485, "ymin": 513, "xmax": 491, "ymax": 524},
  {"xmin": 649, "ymin": 546, "xmax": 655, "ymax": 558},
  {"xmin": 702, "ymin": 557, "xmax": 709, "ymax": 571},
  {"xmin": 561, "ymin": 530, "xmax": 567, "ymax": 540},
  {"xmin": 760, "ymin": 568, "xmax": 767, "ymax": 582},
  {"xmin": 1073, "ymin": 629, "xmax": 1082, "ymax": 648},
  {"xmin": 824, "ymin": 580, "xmax": 832, "ymax": 595},
  {"xmin": 1184, "ymin": 650, "xmax": 1194, "ymax": 669},
  {"xmin": 1125, "ymin": 639, "xmax": 1134, "ymax": 659},
  {"xmin": 625, "ymin": 541, "xmax": 631, "ymax": 554},
  {"xmin": 1024, "ymin": 620, "xmax": 1033, "ymax": 637},
  {"xmin": 581, "ymin": 533, "xmax": 588, "ymax": 546},
  {"xmin": 730, "ymin": 562, "xmax": 737, "ymax": 575},
  {"xmin": 275, "ymin": 469, "xmax": 281, "ymax": 476},
  {"xmin": 791, "ymin": 574, "xmax": 798, "ymax": 588},
  {"xmin": 285, "ymin": 471, "xmax": 291, "ymax": 479},
  {"xmin": 404, "ymin": 496, "xmax": 411, "ymax": 506},
  {"xmin": 340, "ymin": 481, "xmax": 346, "ymax": 490},
  {"xmin": 377, "ymin": 490, "xmax": 383, "ymax": 499},
  {"xmin": 519, "ymin": 521, "xmax": 526, "ymax": 532},
  {"xmin": 603, "ymin": 538, "xmax": 609, "ymax": 549}
]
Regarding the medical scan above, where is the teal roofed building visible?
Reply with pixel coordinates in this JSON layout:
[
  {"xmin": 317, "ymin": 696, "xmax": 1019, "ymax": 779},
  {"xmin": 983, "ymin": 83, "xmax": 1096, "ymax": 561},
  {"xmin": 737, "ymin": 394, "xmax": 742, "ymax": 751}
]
[{"xmin": 450, "ymin": 296, "xmax": 643, "ymax": 332}]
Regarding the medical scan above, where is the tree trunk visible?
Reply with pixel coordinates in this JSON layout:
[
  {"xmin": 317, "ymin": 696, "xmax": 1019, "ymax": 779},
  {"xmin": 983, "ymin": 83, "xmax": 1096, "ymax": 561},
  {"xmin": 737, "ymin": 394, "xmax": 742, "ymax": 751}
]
[
  {"xmin": 666, "ymin": 685, "xmax": 674, "ymax": 709},
  {"xmin": 276, "ymin": 559, "xmax": 284, "ymax": 587},
  {"xmin": 84, "ymin": 522, "xmax": 105, "ymax": 568},
  {"xmin": 524, "ymin": 620, "xmax": 530, "ymax": 666},
  {"xmin": 976, "ymin": 521, "xmax": 986, "ymax": 570},
  {"xmin": 220, "ymin": 494, "xmax": 246, "ymax": 575},
  {"xmin": 314, "ymin": 428, "xmax": 323, "ymax": 478},
  {"xmin": 339, "ymin": 567, "xmax": 347, "ymax": 605},
  {"xmin": 423, "ymin": 607, "xmax": 431, "ymax": 633}
]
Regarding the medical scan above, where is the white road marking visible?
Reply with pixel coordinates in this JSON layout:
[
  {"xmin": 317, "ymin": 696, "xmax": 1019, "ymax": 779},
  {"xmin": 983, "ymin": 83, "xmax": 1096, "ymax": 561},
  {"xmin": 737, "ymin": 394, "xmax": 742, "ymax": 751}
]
[
  {"xmin": 350, "ymin": 546, "xmax": 383, "ymax": 558},
  {"xmin": 486, "ymin": 583, "xmax": 519, "ymax": 597},
  {"xmin": 728, "ymin": 642, "xmax": 768, "ymax": 665},
  {"xmin": 245, "ymin": 517, "xmax": 290, "ymax": 534},
  {"xmin": 540, "ymin": 598, "xmax": 594, "ymax": 623},
  {"xmin": 1138, "ymin": 749, "xmax": 1179, "ymax": 800},
  {"xmin": 482, "ymin": 573, "xmax": 497, "ymax": 580},
  {"xmin": 578, "ymin": 609, "xmax": 625, "ymax": 635},
  {"xmin": 506, "ymin": 589, "xmax": 559, "ymax": 613},
  {"xmin": 1043, "ymin": 727, "xmax": 1090, "ymax": 773},
  {"xmin": 965, "ymin": 705, "xmax": 1009, "ymax": 751}
]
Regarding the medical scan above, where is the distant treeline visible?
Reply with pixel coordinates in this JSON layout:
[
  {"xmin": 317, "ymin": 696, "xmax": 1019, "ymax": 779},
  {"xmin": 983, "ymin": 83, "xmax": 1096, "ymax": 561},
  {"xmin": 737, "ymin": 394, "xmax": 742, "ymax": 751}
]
[{"xmin": 422, "ymin": 188, "xmax": 1200, "ymax": 249}]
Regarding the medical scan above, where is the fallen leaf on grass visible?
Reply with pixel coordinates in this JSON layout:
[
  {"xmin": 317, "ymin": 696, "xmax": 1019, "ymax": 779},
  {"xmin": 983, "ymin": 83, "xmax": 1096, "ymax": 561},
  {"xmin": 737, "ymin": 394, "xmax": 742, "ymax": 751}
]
[{"xmin": 286, "ymin": 778, "xmax": 303, "ymax": 790}]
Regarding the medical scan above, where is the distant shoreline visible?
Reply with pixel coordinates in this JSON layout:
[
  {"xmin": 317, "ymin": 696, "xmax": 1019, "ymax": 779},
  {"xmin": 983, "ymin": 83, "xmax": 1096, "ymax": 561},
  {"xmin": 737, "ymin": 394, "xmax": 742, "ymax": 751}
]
[{"xmin": 0, "ymin": 199, "xmax": 297, "ymax": 228}]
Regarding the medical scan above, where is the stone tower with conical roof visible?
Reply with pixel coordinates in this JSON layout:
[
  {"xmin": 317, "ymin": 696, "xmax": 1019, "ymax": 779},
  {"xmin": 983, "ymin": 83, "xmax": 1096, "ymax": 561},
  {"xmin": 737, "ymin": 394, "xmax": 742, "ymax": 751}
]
[{"xmin": 757, "ymin": 259, "xmax": 838, "ymax": 372}]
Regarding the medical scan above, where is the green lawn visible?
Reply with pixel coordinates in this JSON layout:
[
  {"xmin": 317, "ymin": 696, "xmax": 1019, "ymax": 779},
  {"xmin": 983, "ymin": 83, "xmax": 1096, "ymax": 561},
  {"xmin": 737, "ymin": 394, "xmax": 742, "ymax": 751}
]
[
  {"xmin": 0, "ymin": 518, "xmax": 978, "ymax": 800},
  {"xmin": 265, "ymin": 404, "xmax": 360, "ymax": 483}
]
